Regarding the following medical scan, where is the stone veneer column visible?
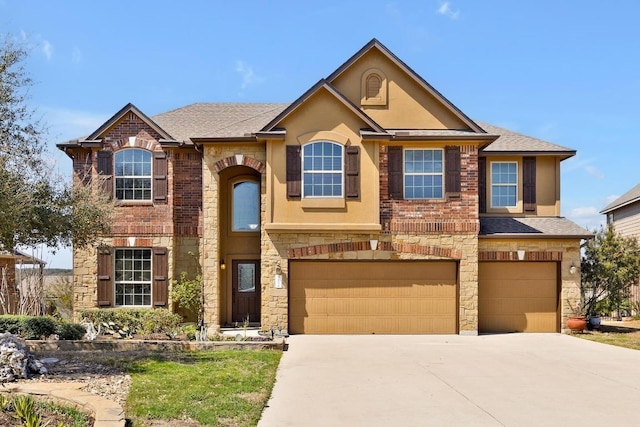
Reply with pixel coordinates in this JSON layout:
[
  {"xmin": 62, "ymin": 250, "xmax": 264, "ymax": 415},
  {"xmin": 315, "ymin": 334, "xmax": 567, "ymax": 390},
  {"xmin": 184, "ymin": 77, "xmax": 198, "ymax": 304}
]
[{"xmin": 201, "ymin": 147, "xmax": 220, "ymax": 333}]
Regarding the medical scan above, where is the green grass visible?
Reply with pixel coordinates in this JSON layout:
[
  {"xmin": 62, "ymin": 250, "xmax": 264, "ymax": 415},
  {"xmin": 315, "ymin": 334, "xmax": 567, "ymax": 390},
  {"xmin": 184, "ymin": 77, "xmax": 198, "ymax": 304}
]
[
  {"xmin": 572, "ymin": 321, "xmax": 640, "ymax": 351},
  {"xmin": 126, "ymin": 350, "xmax": 282, "ymax": 426},
  {"xmin": 35, "ymin": 399, "xmax": 93, "ymax": 426}
]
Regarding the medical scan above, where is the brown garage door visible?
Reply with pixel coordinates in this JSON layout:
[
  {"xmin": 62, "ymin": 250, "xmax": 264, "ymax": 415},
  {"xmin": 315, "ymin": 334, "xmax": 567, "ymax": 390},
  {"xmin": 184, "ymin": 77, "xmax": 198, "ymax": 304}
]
[
  {"xmin": 479, "ymin": 262, "xmax": 558, "ymax": 333},
  {"xmin": 289, "ymin": 261, "xmax": 457, "ymax": 334}
]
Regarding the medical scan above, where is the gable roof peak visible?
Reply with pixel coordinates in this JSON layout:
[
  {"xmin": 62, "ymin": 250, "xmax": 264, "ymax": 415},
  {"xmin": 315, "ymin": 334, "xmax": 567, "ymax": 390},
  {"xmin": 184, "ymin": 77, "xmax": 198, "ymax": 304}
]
[
  {"xmin": 326, "ymin": 38, "xmax": 485, "ymax": 134},
  {"xmin": 85, "ymin": 102, "xmax": 174, "ymax": 141},
  {"xmin": 261, "ymin": 79, "xmax": 385, "ymax": 133}
]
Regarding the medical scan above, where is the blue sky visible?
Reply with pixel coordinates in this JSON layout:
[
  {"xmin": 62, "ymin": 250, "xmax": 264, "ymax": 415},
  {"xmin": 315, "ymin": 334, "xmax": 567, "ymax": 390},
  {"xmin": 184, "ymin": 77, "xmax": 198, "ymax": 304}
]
[{"xmin": 3, "ymin": 1, "xmax": 640, "ymax": 268}]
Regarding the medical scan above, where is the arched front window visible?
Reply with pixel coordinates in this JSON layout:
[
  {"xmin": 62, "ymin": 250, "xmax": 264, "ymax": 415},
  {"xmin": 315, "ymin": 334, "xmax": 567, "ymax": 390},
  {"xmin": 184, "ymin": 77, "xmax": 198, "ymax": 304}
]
[
  {"xmin": 302, "ymin": 141, "xmax": 343, "ymax": 198},
  {"xmin": 232, "ymin": 180, "xmax": 260, "ymax": 231},
  {"xmin": 114, "ymin": 149, "xmax": 152, "ymax": 201}
]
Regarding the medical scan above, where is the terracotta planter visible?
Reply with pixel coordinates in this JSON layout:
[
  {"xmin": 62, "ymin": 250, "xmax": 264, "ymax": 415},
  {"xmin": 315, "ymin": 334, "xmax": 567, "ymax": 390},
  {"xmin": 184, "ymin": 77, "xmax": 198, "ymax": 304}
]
[{"xmin": 567, "ymin": 316, "xmax": 587, "ymax": 332}]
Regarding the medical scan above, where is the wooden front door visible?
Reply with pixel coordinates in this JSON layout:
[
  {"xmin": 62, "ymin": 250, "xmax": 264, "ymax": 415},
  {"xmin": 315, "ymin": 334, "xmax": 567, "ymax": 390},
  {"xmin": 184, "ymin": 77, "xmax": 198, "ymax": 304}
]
[{"xmin": 232, "ymin": 260, "xmax": 261, "ymax": 323}]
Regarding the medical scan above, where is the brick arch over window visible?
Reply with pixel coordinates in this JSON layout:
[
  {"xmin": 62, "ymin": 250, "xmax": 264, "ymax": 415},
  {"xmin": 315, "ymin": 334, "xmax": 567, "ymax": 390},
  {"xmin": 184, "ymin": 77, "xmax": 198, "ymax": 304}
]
[
  {"xmin": 108, "ymin": 135, "xmax": 161, "ymax": 152},
  {"xmin": 287, "ymin": 241, "xmax": 461, "ymax": 260},
  {"xmin": 214, "ymin": 155, "xmax": 265, "ymax": 174}
]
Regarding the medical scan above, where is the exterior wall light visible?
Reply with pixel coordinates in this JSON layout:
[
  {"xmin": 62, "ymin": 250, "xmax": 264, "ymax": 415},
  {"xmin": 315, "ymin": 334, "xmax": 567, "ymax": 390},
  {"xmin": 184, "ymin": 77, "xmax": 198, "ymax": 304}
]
[
  {"xmin": 569, "ymin": 262, "xmax": 578, "ymax": 275},
  {"xmin": 274, "ymin": 262, "xmax": 283, "ymax": 289},
  {"xmin": 220, "ymin": 259, "xmax": 226, "ymax": 270}
]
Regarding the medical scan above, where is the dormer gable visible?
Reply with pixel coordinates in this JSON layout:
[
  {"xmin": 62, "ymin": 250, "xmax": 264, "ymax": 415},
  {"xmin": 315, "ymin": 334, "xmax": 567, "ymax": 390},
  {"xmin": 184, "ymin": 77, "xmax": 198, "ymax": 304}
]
[
  {"xmin": 327, "ymin": 39, "xmax": 485, "ymax": 133},
  {"xmin": 261, "ymin": 79, "xmax": 387, "ymax": 136}
]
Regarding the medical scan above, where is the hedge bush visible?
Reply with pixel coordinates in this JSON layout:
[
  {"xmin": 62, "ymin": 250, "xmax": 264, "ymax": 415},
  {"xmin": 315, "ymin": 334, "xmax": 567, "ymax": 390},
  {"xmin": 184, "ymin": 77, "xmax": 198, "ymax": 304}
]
[
  {"xmin": 0, "ymin": 315, "xmax": 86, "ymax": 340},
  {"xmin": 79, "ymin": 308, "xmax": 182, "ymax": 338}
]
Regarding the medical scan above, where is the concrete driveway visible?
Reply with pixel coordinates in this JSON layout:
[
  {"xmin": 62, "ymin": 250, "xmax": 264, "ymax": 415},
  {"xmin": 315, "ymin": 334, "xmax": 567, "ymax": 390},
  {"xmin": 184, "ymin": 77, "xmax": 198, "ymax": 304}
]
[{"xmin": 259, "ymin": 334, "xmax": 640, "ymax": 426}]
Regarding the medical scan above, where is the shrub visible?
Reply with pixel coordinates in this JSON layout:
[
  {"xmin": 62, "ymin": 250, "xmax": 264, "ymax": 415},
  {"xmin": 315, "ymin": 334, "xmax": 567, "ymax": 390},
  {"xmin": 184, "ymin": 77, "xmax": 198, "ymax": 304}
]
[
  {"xmin": 80, "ymin": 308, "xmax": 182, "ymax": 338},
  {"xmin": 171, "ymin": 271, "xmax": 203, "ymax": 322},
  {"xmin": 139, "ymin": 309, "xmax": 182, "ymax": 335},
  {"xmin": 0, "ymin": 315, "xmax": 26, "ymax": 334},
  {"xmin": 21, "ymin": 316, "xmax": 57, "ymax": 339},
  {"xmin": 55, "ymin": 322, "xmax": 86, "ymax": 340},
  {"xmin": 45, "ymin": 275, "xmax": 74, "ymax": 318}
]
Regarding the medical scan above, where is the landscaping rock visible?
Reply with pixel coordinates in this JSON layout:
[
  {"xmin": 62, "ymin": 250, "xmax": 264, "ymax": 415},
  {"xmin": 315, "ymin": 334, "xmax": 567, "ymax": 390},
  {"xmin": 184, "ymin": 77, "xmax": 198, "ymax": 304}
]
[{"xmin": 0, "ymin": 333, "xmax": 47, "ymax": 382}]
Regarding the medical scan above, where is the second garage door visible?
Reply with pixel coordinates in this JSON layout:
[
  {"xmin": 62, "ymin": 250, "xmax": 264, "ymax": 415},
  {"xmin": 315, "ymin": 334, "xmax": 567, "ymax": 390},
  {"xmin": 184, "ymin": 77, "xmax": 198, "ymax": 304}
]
[
  {"xmin": 289, "ymin": 261, "xmax": 457, "ymax": 334},
  {"xmin": 479, "ymin": 262, "xmax": 559, "ymax": 333}
]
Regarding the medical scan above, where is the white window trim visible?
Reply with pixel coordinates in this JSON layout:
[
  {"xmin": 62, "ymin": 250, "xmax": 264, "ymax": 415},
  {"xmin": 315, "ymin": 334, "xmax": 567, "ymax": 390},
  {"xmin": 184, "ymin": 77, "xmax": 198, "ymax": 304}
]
[
  {"xmin": 403, "ymin": 148, "xmax": 444, "ymax": 200},
  {"xmin": 113, "ymin": 248, "xmax": 153, "ymax": 308},
  {"xmin": 301, "ymin": 141, "xmax": 344, "ymax": 199},
  {"xmin": 490, "ymin": 161, "xmax": 518, "ymax": 209},
  {"xmin": 114, "ymin": 148, "xmax": 153, "ymax": 202}
]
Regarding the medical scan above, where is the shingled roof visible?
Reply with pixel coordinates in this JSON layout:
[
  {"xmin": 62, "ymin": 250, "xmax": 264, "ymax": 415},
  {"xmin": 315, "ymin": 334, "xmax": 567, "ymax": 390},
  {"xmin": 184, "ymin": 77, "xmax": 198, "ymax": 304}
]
[
  {"xmin": 600, "ymin": 183, "xmax": 640, "ymax": 214},
  {"xmin": 480, "ymin": 217, "xmax": 592, "ymax": 238},
  {"xmin": 152, "ymin": 103, "xmax": 288, "ymax": 142},
  {"xmin": 478, "ymin": 122, "xmax": 575, "ymax": 158}
]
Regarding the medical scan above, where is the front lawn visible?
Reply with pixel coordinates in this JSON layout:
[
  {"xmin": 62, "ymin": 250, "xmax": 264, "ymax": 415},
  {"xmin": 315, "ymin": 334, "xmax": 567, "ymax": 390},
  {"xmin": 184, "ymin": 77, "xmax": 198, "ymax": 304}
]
[
  {"xmin": 572, "ymin": 320, "xmax": 640, "ymax": 351},
  {"xmin": 126, "ymin": 350, "xmax": 282, "ymax": 427}
]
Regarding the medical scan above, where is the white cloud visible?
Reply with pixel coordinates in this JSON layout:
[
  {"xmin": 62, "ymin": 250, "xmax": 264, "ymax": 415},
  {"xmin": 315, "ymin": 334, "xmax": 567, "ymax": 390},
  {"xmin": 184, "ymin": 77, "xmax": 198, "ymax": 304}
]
[
  {"xmin": 235, "ymin": 60, "xmax": 264, "ymax": 90},
  {"xmin": 41, "ymin": 107, "xmax": 107, "ymax": 142},
  {"xmin": 72, "ymin": 46, "xmax": 82, "ymax": 64},
  {"xmin": 437, "ymin": 1, "xmax": 460, "ymax": 20},
  {"xmin": 584, "ymin": 165, "xmax": 604, "ymax": 179},
  {"xmin": 42, "ymin": 40, "xmax": 53, "ymax": 60},
  {"xmin": 565, "ymin": 206, "xmax": 604, "ymax": 231}
]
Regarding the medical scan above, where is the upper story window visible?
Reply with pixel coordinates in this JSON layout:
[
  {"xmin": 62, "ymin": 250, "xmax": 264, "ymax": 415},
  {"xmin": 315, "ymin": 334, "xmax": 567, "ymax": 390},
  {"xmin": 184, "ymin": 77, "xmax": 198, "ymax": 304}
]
[
  {"xmin": 232, "ymin": 180, "xmax": 260, "ymax": 231},
  {"xmin": 114, "ymin": 248, "xmax": 151, "ymax": 307},
  {"xmin": 114, "ymin": 149, "xmax": 152, "ymax": 201},
  {"xmin": 491, "ymin": 161, "xmax": 517, "ymax": 207},
  {"xmin": 404, "ymin": 149, "xmax": 443, "ymax": 199},
  {"xmin": 302, "ymin": 141, "xmax": 343, "ymax": 198}
]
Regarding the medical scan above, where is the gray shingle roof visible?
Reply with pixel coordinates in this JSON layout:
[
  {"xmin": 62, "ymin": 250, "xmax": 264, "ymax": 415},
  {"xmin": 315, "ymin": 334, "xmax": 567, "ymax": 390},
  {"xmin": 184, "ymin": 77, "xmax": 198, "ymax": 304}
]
[
  {"xmin": 152, "ymin": 103, "xmax": 288, "ymax": 141},
  {"xmin": 600, "ymin": 183, "xmax": 640, "ymax": 214},
  {"xmin": 147, "ymin": 104, "xmax": 575, "ymax": 157},
  {"xmin": 478, "ymin": 122, "xmax": 575, "ymax": 156},
  {"xmin": 480, "ymin": 217, "xmax": 592, "ymax": 238}
]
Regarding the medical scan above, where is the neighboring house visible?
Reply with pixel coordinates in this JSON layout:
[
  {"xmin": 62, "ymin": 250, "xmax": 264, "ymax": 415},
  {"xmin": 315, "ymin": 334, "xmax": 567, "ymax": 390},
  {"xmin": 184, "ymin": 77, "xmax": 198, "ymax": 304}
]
[
  {"xmin": 0, "ymin": 250, "xmax": 45, "ymax": 314},
  {"xmin": 57, "ymin": 39, "xmax": 591, "ymax": 335},
  {"xmin": 600, "ymin": 185, "xmax": 640, "ymax": 308}
]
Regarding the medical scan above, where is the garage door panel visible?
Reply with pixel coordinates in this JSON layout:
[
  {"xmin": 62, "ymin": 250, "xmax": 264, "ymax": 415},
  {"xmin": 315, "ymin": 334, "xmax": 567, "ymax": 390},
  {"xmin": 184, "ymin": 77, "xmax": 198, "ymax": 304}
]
[
  {"xmin": 479, "ymin": 262, "xmax": 558, "ymax": 333},
  {"xmin": 289, "ymin": 261, "xmax": 457, "ymax": 334}
]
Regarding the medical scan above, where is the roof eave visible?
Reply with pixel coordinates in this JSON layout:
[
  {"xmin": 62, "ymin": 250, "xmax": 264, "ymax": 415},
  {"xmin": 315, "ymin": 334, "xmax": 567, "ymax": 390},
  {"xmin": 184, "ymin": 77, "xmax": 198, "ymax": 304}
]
[
  {"xmin": 600, "ymin": 198, "xmax": 640, "ymax": 215},
  {"xmin": 479, "ymin": 233, "xmax": 594, "ymax": 239},
  {"xmin": 391, "ymin": 134, "xmax": 499, "ymax": 142},
  {"xmin": 480, "ymin": 150, "xmax": 576, "ymax": 160},
  {"xmin": 190, "ymin": 136, "xmax": 259, "ymax": 143}
]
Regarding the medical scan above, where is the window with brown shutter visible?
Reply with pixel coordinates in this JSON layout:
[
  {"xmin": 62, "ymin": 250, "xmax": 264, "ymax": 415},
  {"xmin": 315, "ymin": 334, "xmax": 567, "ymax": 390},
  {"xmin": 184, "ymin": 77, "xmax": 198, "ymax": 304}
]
[
  {"xmin": 388, "ymin": 146, "xmax": 403, "ymax": 199},
  {"xmin": 286, "ymin": 145, "xmax": 301, "ymax": 199},
  {"xmin": 345, "ymin": 146, "xmax": 360, "ymax": 198},
  {"xmin": 96, "ymin": 151, "xmax": 113, "ymax": 199},
  {"xmin": 445, "ymin": 146, "xmax": 461, "ymax": 199},
  {"xmin": 153, "ymin": 247, "xmax": 168, "ymax": 308},
  {"xmin": 479, "ymin": 157, "xmax": 487, "ymax": 213},
  {"xmin": 97, "ymin": 247, "xmax": 113, "ymax": 307},
  {"xmin": 153, "ymin": 151, "xmax": 168, "ymax": 202},
  {"xmin": 523, "ymin": 157, "xmax": 536, "ymax": 212}
]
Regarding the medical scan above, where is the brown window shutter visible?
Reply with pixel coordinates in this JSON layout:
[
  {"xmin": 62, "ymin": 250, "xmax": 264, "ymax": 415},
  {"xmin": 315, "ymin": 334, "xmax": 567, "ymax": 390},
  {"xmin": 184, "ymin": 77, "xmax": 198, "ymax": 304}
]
[
  {"xmin": 523, "ymin": 157, "xmax": 537, "ymax": 212},
  {"xmin": 478, "ymin": 157, "xmax": 487, "ymax": 213},
  {"xmin": 286, "ymin": 145, "xmax": 301, "ymax": 199},
  {"xmin": 345, "ymin": 146, "xmax": 360, "ymax": 198},
  {"xmin": 153, "ymin": 151, "xmax": 168, "ymax": 202},
  {"xmin": 388, "ymin": 146, "xmax": 403, "ymax": 199},
  {"xmin": 97, "ymin": 247, "xmax": 113, "ymax": 307},
  {"xmin": 445, "ymin": 146, "xmax": 461, "ymax": 198},
  {"xmin": 96, "ymin": 151, "xmax": 113, "ymax": 199},
  {"xmin": 153, "ymin": 247, "xmax": 168, "ymax": 307}
]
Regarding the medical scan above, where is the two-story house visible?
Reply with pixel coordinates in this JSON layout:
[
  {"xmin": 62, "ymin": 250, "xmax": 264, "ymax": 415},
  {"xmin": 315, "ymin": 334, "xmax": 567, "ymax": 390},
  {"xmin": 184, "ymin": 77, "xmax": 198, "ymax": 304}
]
[
  {"xmin": 58, "ymin": 39, "xmax": 590, "ymax": 335},
  {"xmin": 600, "ymin": 185, "xmax": 640, "ymax": 308}
]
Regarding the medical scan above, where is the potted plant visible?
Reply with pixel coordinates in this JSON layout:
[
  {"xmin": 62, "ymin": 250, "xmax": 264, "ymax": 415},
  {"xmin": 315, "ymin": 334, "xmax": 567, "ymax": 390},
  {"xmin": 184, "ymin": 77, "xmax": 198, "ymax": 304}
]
[{"xmin": 566, "ymin": 300, "xmax": 587, "ymax": 332}]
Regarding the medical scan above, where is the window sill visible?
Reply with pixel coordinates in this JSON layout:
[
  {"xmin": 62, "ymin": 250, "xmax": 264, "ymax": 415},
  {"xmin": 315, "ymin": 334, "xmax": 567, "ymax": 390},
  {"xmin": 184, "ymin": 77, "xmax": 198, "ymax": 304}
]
[
  {"xmin": 301, "ymin": 198, "xmax": 346, "ymax": 209},
  {"xmin": 115, "ymin": 201, "xmax": 154, "ymax": 207},
  {"xmin": 265, "ymin": 222, "xmax": 381, "ymax": 232}
]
